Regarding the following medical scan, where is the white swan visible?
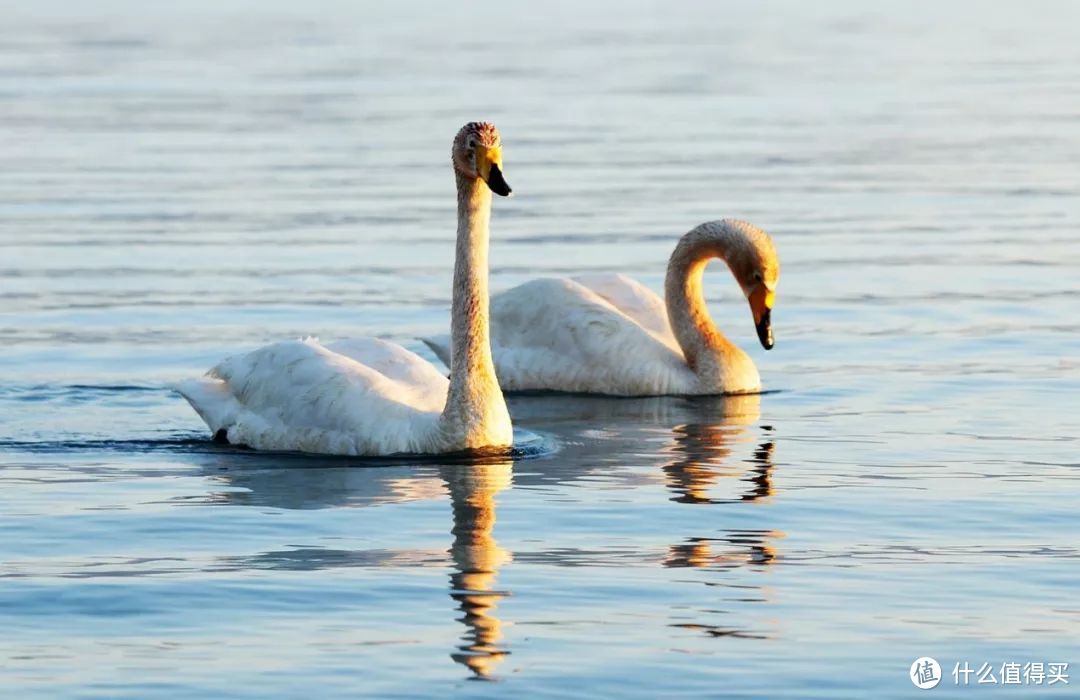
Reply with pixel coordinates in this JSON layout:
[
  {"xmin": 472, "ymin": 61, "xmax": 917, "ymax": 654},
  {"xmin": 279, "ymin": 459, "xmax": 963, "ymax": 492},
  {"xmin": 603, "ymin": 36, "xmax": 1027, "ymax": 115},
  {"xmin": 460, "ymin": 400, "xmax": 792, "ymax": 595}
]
[
  {"xmin": 423, "ymin": 219, "xmax": 779, "ymax": 396},
  {"xmin": 177, "ymin": 122, "xmax": 514, "ymax": 456}
]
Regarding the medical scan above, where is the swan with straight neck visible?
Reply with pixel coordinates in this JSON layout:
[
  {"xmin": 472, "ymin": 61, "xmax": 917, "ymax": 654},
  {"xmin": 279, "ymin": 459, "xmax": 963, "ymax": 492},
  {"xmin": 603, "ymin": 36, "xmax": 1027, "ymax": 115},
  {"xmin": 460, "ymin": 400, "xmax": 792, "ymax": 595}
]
[{"xmin": 176, "ymin": 121, "xmax": 514, "ymax": 455}]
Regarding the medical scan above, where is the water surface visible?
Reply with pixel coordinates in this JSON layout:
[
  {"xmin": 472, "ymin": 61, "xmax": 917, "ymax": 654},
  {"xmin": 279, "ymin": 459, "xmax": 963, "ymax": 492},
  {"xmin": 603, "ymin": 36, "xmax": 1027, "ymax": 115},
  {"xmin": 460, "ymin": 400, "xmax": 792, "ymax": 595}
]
[{"xmin": 1, "ymin": 1, "xmax": 1078, "ymax": 697}]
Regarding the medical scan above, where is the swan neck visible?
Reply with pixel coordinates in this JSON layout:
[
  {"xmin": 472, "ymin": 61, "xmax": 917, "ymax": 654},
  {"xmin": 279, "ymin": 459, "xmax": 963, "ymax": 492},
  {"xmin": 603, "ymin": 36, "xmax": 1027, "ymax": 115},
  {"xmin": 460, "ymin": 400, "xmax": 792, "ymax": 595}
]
[
  {"xmin": 664, "ymin": 233, "xmax": 737, "ymax": 372},
  {"xmin": 441, "ymin": 173, "xmax": 506, "ymax": 437}
]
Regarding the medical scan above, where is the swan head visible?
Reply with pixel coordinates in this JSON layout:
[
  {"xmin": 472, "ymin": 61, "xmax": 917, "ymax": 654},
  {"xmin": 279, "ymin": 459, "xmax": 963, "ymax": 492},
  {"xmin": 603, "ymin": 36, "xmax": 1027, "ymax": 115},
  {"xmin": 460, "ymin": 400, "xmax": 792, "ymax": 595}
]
[
  {"xmin": 704, "ymin": 219, "xmax": 779, "ymax": 350},
  {"xmin": 453, "ymin": 121, "xmax": 512, "ymax": 196},
  {"xmin": 732, "ymin": 226, "xmax": 779, "ymax": 351}
]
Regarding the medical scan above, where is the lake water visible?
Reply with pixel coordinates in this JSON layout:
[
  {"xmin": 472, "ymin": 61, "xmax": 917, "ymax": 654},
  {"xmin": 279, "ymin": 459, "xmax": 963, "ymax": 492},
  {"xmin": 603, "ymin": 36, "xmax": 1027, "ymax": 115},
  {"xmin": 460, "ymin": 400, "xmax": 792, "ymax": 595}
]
[{"xmin": 1, "ymin": 1, "xmax": 1078, "ymax": 697}]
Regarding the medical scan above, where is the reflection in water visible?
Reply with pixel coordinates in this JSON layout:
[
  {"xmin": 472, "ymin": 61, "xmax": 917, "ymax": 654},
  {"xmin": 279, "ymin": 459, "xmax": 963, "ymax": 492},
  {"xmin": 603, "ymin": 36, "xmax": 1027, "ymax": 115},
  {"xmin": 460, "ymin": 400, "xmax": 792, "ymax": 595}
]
[
  {"xmin": 664, "ymin": 530, "xmax": 782, "ymax": 570},
  {"xmin": 195, "ymin": 460, "xmax": 448, "ymax": 509},
  {"xmin": 191, "ymin": 393, "xmax": 784, "ymax": 669},
  {"xmin": 656, "ymin": 394, "xmax": 783, "ymax": 640},
  {"xmin": 664, "ymin": 437, "xmax": 775, "ymax": 505},
  {"xmin": 197, "ymin": 457, "xmax": 517, "ymax": 680},
  {"xmin": 441, "ymin": 462, "xmax": 513, "ymax": 680},
  {"xmin": 745, "ymin": 442, "xmax": 775, "ymax": 502},
  {"xmin": 659, "ymin": 393, "xmax": 775, "ymax": 505},
  {"xmin": 507, "ymin": 392, "xmax": 765, "ymax": 428}
]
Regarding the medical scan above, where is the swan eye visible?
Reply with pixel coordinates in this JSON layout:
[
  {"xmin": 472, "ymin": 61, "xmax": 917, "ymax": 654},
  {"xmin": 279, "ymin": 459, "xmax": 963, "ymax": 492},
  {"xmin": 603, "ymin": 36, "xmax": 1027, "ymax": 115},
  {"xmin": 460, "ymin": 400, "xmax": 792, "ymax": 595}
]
[{"xmin": 753, "ymin": 272, "xmax": 763, "ymax": 283}]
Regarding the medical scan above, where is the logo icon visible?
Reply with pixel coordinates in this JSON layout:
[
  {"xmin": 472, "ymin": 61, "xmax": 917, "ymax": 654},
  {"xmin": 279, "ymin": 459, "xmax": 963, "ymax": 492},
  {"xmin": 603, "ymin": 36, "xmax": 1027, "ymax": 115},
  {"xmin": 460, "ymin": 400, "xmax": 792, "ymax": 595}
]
[{"xmin": 911, "ymin": 657, "xmax": 942, "ymax": 689}]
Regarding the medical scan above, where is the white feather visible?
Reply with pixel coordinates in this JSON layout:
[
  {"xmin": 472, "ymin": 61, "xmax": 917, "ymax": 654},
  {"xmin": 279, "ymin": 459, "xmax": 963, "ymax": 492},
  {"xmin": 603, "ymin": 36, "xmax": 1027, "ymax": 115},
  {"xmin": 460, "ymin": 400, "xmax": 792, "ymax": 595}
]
[
  {"xmin": 569, "ymin": 273, "xmax": 680, "ymax": 351},
  {"xmin": 422, "ymin": 220, "xmax": 778, "ymax": 397},
  {"xmin": 176, "ymin": 122, "xmax": 516, "ymax": 455},
  {"xmin": 176, "ymin": 338, "xmax": 450, "ymax": 456},
  {"xmin": 425, "ymin": 277, "xmax": 696, "ymax": 396}
]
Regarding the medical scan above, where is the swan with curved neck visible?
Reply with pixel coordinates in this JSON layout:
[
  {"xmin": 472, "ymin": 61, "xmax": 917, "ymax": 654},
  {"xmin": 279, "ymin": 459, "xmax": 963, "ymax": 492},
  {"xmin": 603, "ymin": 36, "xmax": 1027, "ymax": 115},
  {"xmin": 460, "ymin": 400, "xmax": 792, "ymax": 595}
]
[
  {"xmin": 176, "ymin": 122, "xmax": 513, "ymax": 455},
  {"xmin": 423, "ymin": 219, "xmax": 779, "ymax": 396}
]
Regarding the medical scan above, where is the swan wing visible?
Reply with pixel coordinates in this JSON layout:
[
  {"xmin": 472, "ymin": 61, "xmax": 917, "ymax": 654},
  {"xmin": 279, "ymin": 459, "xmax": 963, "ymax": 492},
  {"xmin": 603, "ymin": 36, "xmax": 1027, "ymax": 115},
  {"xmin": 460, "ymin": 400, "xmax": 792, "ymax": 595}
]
[
  {"xmin": 177, "ymin": 338, "xmax": 448, "ymax": 455},
  {"xmin": 420, "ymin": 275, "xmax": 679, "ymax": 372},
  {"xmin": 324, "ymin": 336, "xmax": 450, "ymax": 387},
  {"xmin": 486, "ymin": 278, "xmax": 694, "ymax": 395},
  {"xmin": 570, "ymin": 273, "xmax": 678, "ymax": 349}
]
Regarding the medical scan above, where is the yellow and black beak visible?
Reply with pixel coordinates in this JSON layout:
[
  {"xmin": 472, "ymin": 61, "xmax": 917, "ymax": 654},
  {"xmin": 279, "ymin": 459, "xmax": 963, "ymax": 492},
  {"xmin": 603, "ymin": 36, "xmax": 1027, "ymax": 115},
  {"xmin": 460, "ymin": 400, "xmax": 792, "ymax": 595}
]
[
  {"xmin": 749, "ymin": 285, "xmax": 775, "ymax": 350},
  {"xmin": 476, "ymin": 145, "xmax": 512, "ymax": 197}
]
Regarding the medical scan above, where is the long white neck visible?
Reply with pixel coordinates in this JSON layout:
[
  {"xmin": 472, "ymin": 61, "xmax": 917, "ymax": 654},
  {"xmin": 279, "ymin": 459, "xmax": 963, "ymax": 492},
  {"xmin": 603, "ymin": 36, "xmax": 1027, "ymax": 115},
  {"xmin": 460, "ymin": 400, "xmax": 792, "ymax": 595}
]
[
  {"xmin": 663, "ymin": 225, "xmax": 741, "ymax": 379},
  {"xmin": 439, "ymin": 173, "xmax": 510, "ymax": 447}
]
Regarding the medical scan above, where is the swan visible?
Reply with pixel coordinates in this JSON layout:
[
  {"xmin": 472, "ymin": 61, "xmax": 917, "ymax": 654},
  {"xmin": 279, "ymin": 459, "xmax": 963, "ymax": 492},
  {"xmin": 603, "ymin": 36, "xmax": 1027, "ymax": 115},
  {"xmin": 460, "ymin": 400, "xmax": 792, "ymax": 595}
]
[
  {"xmin": 423, "ymin": 219, "xmax": 779, "ymax": 396},
  {"xmin": 176, "ymin": 121, "xmax": 514, "ymax": 456}
]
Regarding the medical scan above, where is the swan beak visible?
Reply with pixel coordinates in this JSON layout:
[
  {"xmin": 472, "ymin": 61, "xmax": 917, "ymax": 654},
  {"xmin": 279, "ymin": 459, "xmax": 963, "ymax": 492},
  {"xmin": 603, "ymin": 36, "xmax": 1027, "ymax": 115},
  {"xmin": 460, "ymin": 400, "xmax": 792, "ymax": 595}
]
[
  {"xmin": 486, "ymin": 162, "xmax": 512, "ymax": 196},
  {"xmin": 477, "ymin": 145, "xmax": 512, "ymax": 197},
  {"xmin": 749, "ymin": 285, "xmax": 774, "ymax": 350}
]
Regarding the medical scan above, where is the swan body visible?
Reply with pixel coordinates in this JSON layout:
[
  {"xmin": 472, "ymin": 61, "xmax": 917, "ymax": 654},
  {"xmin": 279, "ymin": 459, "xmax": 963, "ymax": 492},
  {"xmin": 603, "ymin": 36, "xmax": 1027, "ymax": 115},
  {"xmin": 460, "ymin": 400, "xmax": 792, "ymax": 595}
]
[
  {"xmin": 176, "ymin": 338, "xmax": 453, "ymax": 455},
  {"xmin": 178, "ymin": 122, "xmax": 514, "ymax": 456},
  {"xmin": 423, "ymin": 219, "xmax": 779, "ymax": 397}
]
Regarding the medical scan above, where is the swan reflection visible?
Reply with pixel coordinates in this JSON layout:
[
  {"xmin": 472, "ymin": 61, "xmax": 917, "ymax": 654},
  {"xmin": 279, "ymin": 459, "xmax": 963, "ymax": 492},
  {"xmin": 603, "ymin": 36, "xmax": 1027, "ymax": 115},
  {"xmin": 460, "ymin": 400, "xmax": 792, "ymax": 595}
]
[
  {"xmin": 647, "ymin": 393, "xmax": 782, "ymax": 640},
  {"xmin": 657, "ymin": 393, "xmax": 775, "ymax": 505},
  {"xmin": 663, "ymin": 530, "xmax": 782, "ymax": 570},
  {"xmin": 664, "ymin": 435, "xmax": 775, "ymax": 505},
  {"xmin": 189, "ymin": 392, "xmax": 784, "ymax": 674},
  {"xmin": 441, "ymin": 461, "xmax": 513, "ymax": 679},
  {"xmin": 198, "ymin": 456, "xmax": 516, "ymax": 681}
]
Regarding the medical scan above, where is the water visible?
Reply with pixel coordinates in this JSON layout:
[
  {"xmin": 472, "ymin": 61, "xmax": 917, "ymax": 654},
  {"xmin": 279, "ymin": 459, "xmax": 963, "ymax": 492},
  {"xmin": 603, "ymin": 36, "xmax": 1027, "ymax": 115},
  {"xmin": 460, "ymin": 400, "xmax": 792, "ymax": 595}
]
[{"xmin": 2, "ymin": 1, "xmax": 1078, "ymax": 697}]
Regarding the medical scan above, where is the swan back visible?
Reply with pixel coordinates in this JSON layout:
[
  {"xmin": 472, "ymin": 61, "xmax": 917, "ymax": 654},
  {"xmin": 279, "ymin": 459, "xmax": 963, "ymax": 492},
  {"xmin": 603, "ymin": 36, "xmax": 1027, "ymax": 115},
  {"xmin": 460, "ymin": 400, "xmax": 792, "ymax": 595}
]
[
  {"xmin": 570, "ymin": 273, "xmax": 678, "ymax": 348},
  {"xmin": 187, "ymin": 339, "xmax": 446, "ymax": 455},
  {"xmin": 486, "ymin": 278, "xmax": 696, "ymax": 395}
]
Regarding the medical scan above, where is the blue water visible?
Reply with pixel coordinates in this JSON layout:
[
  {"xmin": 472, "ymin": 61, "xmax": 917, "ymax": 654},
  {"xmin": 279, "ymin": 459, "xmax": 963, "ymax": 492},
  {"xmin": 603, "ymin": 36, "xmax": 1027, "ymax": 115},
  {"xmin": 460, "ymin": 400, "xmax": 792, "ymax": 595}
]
[{"xmin": 1, "ymin": 1, "xmax": 1078, "ymax": 697}]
